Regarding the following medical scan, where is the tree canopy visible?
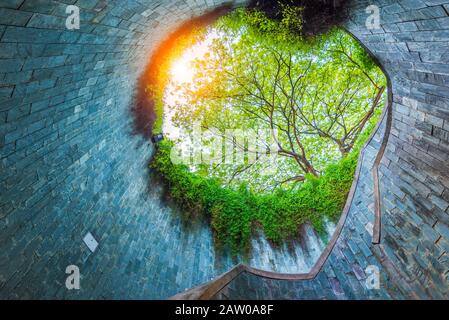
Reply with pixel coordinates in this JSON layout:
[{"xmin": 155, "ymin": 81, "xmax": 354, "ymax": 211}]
[
  {"xmin": 166, "ymin": 8, "xmax": 386, "ymax": 192},
  {"xmin": 150, "ymin": 6, "xmax": 387, "ymax": 253}
]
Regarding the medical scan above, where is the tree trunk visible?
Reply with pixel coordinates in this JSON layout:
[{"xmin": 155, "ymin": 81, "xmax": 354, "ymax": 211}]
[
  {"xmin": 339, "ymin": 144, "xmax": 352, "ymax": 157},
  {"xmin": 302, "ymin": 157, "xmax": 318, "ymax": 177}
]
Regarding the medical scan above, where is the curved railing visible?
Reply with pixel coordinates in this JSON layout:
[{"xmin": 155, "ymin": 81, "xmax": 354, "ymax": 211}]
[
  {"xmin": 169, "ymin": 23, "xmax": 395, "ymax": 300},
  {"xmin": 170, "ymin": 76, "xmax": 393, "ymax": 299}
]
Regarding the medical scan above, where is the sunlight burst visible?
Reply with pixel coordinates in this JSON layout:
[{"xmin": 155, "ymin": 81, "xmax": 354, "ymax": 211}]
[{"xmin": 171, "ymin": 58, "xmax": 194, "ymax": 84}]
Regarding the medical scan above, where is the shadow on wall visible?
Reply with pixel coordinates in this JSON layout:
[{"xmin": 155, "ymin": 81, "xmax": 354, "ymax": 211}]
[{"xmin": 131, "ymin": 5, "xmax": 234, "ymax": 140}]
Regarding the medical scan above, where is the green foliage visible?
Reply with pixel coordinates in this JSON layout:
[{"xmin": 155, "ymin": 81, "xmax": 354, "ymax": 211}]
[
  {"xmin": 151, "ymin": 140, "xmax": 253, "ymax": 252},
  {"xmin": 229, "ymin": 4, "xmax": 304, "ymax": 44},
  {"xmin": 147, "ymin": 84, "xmax": 164, "ymax": 134},
  {"xmin": 169, "ymin": 18, "xmax": 386, "ymax": 191},
  {"xmin": 149, "ymin": 6, "xmax": 387, "ymax": 254},
  {"xmin": 151, "ymin": 108, "xmax": 380, "ymax": 253}
]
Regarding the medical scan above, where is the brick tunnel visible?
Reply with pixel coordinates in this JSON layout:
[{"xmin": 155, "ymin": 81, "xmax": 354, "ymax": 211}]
[{"xmin": 0, "ymin": 0, "xmax": 448, "ymax": 299}]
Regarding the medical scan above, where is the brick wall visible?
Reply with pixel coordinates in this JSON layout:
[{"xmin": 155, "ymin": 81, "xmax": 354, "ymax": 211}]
[
  {"xmin": 216, "ymin": 0, "xmax": 449, "ymax": 299},
  {"xmin": 0, "ymin": 0, "xmax": 246, "ymax": 299},
  {"xmin": 1, "ymin": 0, "xmax": 448, "ymax": 299}
]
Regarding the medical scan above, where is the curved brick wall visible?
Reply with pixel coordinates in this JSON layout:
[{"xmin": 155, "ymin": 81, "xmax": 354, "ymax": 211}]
[
  {"xmin": 0, "ymin": 0, "xmax": 448, "ymax": 299},
  {"xmin": 0, "ymin": 0, "xmax": 246, "ymax": 299},
  {"xmin": 213, "ymin": 0, "xmax": 449, "ymax": 299}
]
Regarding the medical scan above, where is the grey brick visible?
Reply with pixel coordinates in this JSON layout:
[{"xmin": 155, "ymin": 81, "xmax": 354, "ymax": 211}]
[
  {"xmin": 399, "ymin": 0, "xmax": 426, "ymax": 10},
  {"xmin": 430, "ymin": 194, "xmax": 449, "ymax": 211},
  {"xmin": 0, "ymin": 0, "xmax": 25, "ymax": 9},
  {"xmin": 0, "ymin": 58, "xmax": 23, "ymax": 72},
  {"xmin": 383, "ymin": 3, "xmax": 404, "ymax": 14},
  {"xmin": 6, "ymin": 104, "xmax": 30, "ymax": 121},
  {"xmin": 435, "ymin": 222, "xmax": 449, "ymax": 240},
  {"xmin": 19, "ymin": 0, "xmax": 58, "ymax": 15},
  {"xmin": 398, "ymin": 21, "xmax": 418, "ymax": 32},
  {"xmin": 0, "ymin": 8, "xmax": 33, "ymax": 26},
  {"xmin": 26, "ymin": 13, "xmax": 66, "ymax": 29},
  {"xmin": 1, "ymin": 26, "xmax": 61, "ymax": 43}
]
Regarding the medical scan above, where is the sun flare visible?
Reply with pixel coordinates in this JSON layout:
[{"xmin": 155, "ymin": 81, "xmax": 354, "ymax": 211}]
[
  {"xmin": 164, "ymin": 31, "xmax": 218, "ymax": 138},
  {"xmin": 169, "ymin": 33, "xmax": 217, "ymax": 85},
  {"xmin": 171, "ymin": 58, "xmax": 194, "ymax": 84}
]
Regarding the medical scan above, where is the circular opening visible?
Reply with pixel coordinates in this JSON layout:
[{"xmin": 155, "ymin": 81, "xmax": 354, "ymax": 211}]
[{"xmin": 147, "ymin": 4, "xmax": 388, "ymax": 273}]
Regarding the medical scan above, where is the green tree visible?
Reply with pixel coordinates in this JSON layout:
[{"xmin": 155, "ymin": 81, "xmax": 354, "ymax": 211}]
[
  {"xmin": 169, "ymin": 8, "xmax": 386, "ymax": 192},
  {"xmin": 151, "ymin": 7, "xmax": 389, "ymax": 252}
]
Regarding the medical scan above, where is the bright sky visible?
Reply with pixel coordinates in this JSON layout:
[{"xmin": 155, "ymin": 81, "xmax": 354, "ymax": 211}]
[{"xmin": 163, "ymin": 31, "xmax": 217, "ymax": 140}]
